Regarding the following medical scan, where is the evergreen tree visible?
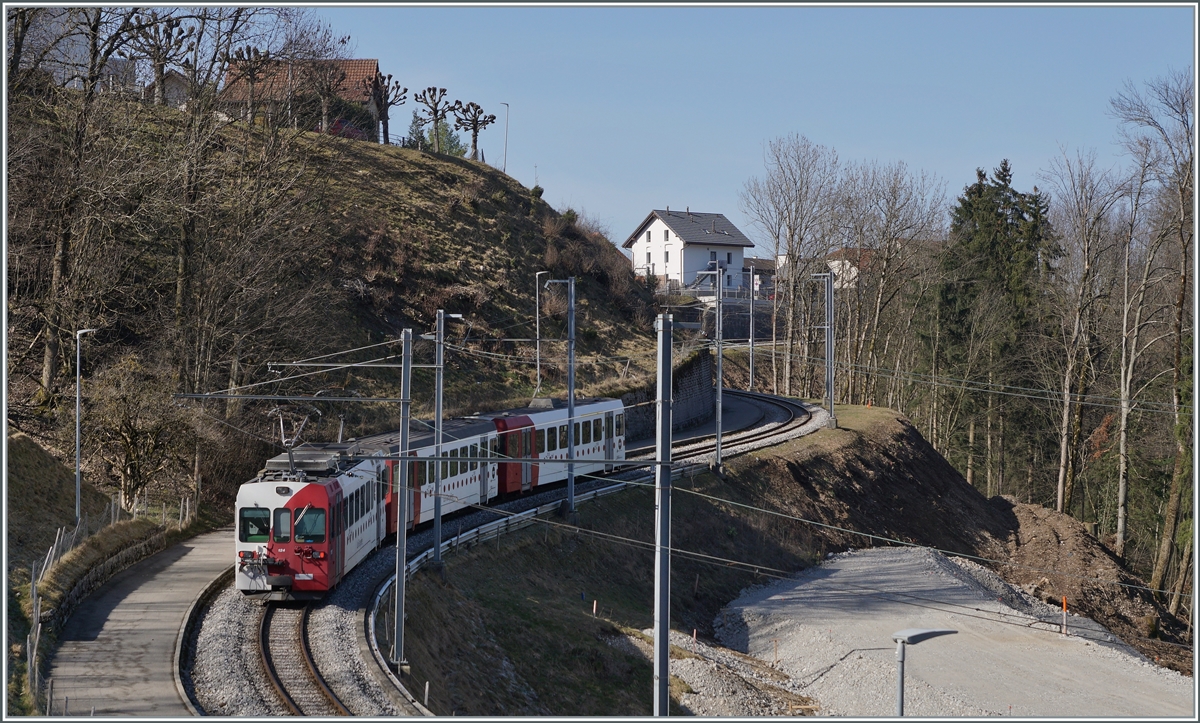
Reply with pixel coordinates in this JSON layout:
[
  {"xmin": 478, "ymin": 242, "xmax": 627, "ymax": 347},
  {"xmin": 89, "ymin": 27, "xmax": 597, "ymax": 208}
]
[
  {"xmin": 425, "ymin": 119, "xmax": 467, "ymax": 158},
  {"xmin": 405, "ymin": 110, "xmax": 427, "ymax": 150}
]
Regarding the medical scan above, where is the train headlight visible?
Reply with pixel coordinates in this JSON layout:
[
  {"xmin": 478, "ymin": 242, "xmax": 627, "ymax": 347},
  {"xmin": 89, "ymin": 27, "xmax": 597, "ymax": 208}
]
[
  {"xmin": 312, "ymin": 550, "xmax": 327, "ymax": 560},
  {"xmin": 238, "ymin": 550, "xmax": 257, "ymax": 560}
]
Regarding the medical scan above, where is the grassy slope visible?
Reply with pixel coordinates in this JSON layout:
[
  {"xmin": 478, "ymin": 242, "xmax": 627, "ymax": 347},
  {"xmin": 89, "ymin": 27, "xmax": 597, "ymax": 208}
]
[{"xmin": 402, "ymin": 406, "xmax": 967, "ymax": 715}]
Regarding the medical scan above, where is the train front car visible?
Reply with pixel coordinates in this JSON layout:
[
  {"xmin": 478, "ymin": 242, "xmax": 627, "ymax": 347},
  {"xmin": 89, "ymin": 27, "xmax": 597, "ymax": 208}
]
[{"xmin": 235, "ymin": 446, "xmax": 356, "ymax": 601}]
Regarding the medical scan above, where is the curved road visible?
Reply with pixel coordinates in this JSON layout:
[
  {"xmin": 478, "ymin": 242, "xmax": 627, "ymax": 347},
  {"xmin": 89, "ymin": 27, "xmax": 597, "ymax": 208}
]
[{"xmin": 45, "ymin": 528, "xmax": 231, "ymax": 717}]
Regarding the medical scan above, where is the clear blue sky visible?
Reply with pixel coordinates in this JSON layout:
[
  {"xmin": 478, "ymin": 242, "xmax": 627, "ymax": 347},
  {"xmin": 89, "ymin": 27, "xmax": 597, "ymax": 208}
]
[{"xmin": 317, "ymin": 3, "xmax": 1195, "ymax": 257}]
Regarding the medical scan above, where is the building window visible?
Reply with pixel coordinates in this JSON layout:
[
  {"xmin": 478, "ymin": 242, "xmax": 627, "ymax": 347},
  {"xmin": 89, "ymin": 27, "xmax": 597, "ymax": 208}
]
[
  {"xmin": 710, "ymin": 251, "xmax": 717, "ymax": 262},
  {"xmin": 727, "ymin": 252, "xmax": 733, "ymax": 264},
  {"xmin": 646, "ymin": 252, "xmax": 651, "ymax": 264},
  {"xmin": 646, "ymin": 230, "xmax": 651, "ymax": 243},
  {"xmin": 665, "ymin": 250, "xmax": 669, "ymax": 264},
  {"xmin": 664, "ymin": 229, "xmax": 669, "ymax": 242},
  {"xmin": 726, "ymin": 275, "xmax": 732, "ymax": 286}
]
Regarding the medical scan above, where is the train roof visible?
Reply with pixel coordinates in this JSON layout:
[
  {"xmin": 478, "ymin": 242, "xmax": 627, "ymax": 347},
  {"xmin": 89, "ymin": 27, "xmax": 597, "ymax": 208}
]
[{"xmin": 256, "ymin": 397, "xmax": 620, "ymax": 476}]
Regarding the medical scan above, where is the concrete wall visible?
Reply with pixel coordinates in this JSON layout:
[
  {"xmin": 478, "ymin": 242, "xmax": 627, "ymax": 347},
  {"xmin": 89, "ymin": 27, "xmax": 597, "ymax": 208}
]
[{"xmin": 620, "ymin": 349, "xmax": 714, "ymax": 443}]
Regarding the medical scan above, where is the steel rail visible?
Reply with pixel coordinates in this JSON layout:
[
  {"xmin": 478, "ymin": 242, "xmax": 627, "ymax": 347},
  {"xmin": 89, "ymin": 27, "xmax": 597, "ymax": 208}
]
[{"xmin": 259, "ymin": 604, "xmax": 350, "ymax": 716}]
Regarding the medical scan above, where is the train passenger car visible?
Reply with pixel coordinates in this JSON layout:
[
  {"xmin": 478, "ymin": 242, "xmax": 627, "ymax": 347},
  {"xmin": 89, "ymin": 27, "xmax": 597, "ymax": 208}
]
[{"xmin": 235, "ymin": 397, "xmax": 625, "ymax": 600}]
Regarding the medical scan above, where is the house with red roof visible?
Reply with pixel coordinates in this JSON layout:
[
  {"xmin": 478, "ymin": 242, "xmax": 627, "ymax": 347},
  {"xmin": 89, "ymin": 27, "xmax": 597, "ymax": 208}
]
[{"xmin": 219, "ymin": 58, "xmax": 381, "ymax": 141}]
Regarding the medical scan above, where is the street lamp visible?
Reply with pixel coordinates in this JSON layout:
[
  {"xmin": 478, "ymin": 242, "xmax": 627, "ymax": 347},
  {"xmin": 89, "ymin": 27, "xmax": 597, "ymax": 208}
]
[
  {"xmin": 75, "ymin": 328, "xmax": 99, "ymax": 525},
  {"xmin": 892, "ymin": 628, "xmax": 956, "ymax": 716},
  {"xmin": 500, "ymin": 102, "xmax": 509, "ymax": 173},
  {"xmin": 534, "ymin": 270, "xmax": 550, "ymax": 398}
]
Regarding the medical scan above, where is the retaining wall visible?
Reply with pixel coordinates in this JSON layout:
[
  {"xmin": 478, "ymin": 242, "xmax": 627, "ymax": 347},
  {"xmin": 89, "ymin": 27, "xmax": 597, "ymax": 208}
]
[{"xmin": 620, "ymin": 349, "xmax": 714, "ymax": 442}]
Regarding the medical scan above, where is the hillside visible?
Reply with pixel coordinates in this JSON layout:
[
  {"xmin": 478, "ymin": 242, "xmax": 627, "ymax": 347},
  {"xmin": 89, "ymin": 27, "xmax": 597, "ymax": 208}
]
[
  {"xmin": 6, "ymin": 96, "xmax": 661, "ymax": 507},
  {"xmin": 6, "ymin": 432, "xmax": 111, "ymax": 575},
  {"xmin": 401, "ymin": 405, "xmax": 1191, "ymax": 715}
]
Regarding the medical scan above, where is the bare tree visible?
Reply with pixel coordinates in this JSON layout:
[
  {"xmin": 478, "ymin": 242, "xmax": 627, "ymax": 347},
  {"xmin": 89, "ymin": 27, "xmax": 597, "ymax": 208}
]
[
  {"xmin": 414, "ymin": 86, "xmax": 460, "ymax": 155},
  {"xmin": 740, "ymin": 134, "xmax": 839, "ymax": 396},
  {"xmin": 1111, "ymin": 67, "xmax": 1194, "ymax": 572},
  {"xmin": 453, "ymin": 101, "xmax": 496, "ymax": 160},
  {"xmin": 1041, "ymin": 147, "xmax": 1120, "ymax": 514},
  {"xmin": 363, "ymin": 70, "xmax": 406, "ymax": 144},
  {"xmin": 123, "ymin": 9, "xmax": 195, "ymax": 106}
]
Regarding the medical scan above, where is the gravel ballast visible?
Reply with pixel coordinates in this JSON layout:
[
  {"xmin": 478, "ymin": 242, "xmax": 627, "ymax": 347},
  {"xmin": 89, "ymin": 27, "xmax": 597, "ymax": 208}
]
[{"xmin": 717, "ymin": 547, "xmax": 1194, "ymax": 717}]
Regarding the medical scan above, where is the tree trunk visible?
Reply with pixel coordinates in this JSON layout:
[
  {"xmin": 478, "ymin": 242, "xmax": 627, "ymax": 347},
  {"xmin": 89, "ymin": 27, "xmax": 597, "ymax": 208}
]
[
  {"xmin": 1151, "ymin": 451, "xmax": 1187, "ymax": 595},
  {"xmin": 967, "ymin": 420, "xmax": 975, "ymax": 489},
  {"xmin": 1169, "ymin": 534, "xmax": 1192, "ymax": 616}
]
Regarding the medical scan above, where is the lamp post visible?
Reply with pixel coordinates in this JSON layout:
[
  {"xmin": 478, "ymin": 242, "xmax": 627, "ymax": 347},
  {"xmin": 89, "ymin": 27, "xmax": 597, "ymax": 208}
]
[
  {"xmin": 544, "ymin": 277, "xmax": 575, "ymax": 514},
  {"xmin": 500, "ymin": 102, "xmax": 509, "ymax": 173},
  {"xmin": 75, "ymin": 328, "xmax": 98, "ymax": 525},
  {"xmin": 892, "ymin": 628, "xmax": 956, "ymax": 716},
  {"xmin": 534, "ymin": 270, "xmax": 550, "ymax": 398}
]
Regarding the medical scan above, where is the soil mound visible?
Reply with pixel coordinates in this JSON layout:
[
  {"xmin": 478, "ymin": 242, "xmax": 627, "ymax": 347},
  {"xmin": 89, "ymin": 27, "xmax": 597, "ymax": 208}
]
[{"xmin": 993, "ymin": 497, "xmax": 1192, "ymax": 675}]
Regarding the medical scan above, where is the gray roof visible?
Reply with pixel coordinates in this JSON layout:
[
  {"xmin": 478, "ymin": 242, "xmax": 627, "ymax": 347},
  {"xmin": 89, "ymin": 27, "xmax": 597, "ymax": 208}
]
[{"xmin": 622, "ymin": 210, "xmax": 755, "ymax": 249}]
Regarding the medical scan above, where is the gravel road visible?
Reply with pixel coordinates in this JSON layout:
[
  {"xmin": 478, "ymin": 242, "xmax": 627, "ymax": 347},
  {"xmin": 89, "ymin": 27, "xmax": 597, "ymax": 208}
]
[{"xmin": 717, "ymin": 547, "xmax": 1194, "ymax": 717}]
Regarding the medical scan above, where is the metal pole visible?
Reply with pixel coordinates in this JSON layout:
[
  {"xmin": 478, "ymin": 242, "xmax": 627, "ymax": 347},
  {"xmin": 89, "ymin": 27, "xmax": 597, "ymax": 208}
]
[
  {"xmin": 534, "ymin": 271, "xmax": 548, "ymax": 398},
  {"xmin": 394, "ymin": 329, "xmax": 411, "ymax": 668},
  {"xmin": 500, "ymin": 102, "xmax": 509, "ymax": 173},
  {"xmin": 433, "ymin": 310, "xmax": 444, "ymax": 566},
  {"xmin": 652, "ymin": 313, "xmax": 673, "ymax": 716},
  {"xmin": 748, "ymin": 266, "xmax": 755, "ymax": 392},
  {"xmin": 566, "ymin": 277, "xmax": 576, "ymax": 515},
  {"xmin": 714, "ymin": 286, "xmax": 723, "ymax": 468},
  {"xmin": 895, "ymin": 639, "xmax": 905, "ymax": 716},
  {"xmin": 826, "ymin": 271, "xmax": 837, "ymax": 428},
  {"xmin": 75, "ymin": 328, "xmax": 97, "ymax": 525}
]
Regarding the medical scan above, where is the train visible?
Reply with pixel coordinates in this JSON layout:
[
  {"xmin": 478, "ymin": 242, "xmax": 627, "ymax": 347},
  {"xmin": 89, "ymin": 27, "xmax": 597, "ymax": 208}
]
[{"xmin": 235, "ymin": 397, "xmax": 626, "ymax": 600}]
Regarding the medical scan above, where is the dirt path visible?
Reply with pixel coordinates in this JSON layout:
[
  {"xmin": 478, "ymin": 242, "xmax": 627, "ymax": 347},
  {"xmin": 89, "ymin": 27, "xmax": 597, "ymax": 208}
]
[{"xmin": 719, "ymin": 547, "xmax": 1193, "ymax": 717}]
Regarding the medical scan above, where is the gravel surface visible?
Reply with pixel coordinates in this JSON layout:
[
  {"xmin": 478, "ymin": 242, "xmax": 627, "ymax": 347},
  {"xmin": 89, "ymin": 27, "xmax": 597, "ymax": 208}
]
[
  {"xmin": 606, "ymin": 628, "xmax": 818, "ymax": 716},
  {"xmin": 717, "ymin": 547, "xmax": 1194, "ymax": 717},
  {"xmin": 189, "ymin": 586, "xmax": 288, "ymax": 716}
]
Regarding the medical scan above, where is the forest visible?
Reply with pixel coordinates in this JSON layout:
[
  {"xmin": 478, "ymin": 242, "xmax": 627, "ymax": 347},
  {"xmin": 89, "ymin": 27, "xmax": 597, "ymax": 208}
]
[{"xmin": 739, "ymin": 69, "xmax": 1192, "ymax": 604}]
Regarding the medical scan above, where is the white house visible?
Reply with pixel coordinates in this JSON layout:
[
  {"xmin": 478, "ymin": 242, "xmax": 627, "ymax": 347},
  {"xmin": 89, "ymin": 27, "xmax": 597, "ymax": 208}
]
[{"xmin": 623, "ymin": 209, "xmax": 755, "ymax": 291}]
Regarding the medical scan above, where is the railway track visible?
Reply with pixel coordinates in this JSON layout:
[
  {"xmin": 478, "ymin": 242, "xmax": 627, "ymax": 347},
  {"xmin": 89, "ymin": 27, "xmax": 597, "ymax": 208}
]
[
  {"xmin": 630, "ymin": 389, "xmax": 815, "ymax": 464},
  {"xmin": 259, "ymin": 604, "xmax": 351, "ymax": 716}
]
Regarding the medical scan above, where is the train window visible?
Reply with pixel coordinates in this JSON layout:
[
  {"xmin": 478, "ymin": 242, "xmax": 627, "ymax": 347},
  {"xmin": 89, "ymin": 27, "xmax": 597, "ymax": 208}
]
[
  {"xmin": 441, "ymin": 452, "xmax": 449, "ymax": 480},
  {"xmin": 239, "ymin": 508, "xmax": 270, "ymax": 543},
  {"xmin": 471, "ymin": 444, "xmax": 479, "ymax": 471},
  {"xmin": 582, "ymin": 420, "xmax": 592, "ymax": 444},
  {"xmin": 355, "ymin": 488, "xmax": 362, "ymax": 522},
  {"xmin": 536, "ymin": 429, "xmax": 545, "ymax": 454},
  {"xmin": 506, "ymin": 433, "xmax": 518, "ymax": 459},
  {"xmin": 574, "ymin": 422, "xmax": 581, "ymax": 446},
  {"xmin": 616, "ymin": 413, "xmax": 624, "ymax": 436},
  {"xmin": 450, "ymin": 450, "xmax": 459, "ymax": 478},
  {"xmin": 294, "ymin": 508, "xmax": 326, "ymax": 543},
  {"xmin": 559, "ymin": 425, "xmax": 568, "ymax": 448},
  {"xmin": 273, "ymin": 508, "xmax": 291, "ymax": 543},
  {"xmin": 593, "ymin": 419, "xmax": 603, "ymax": 440},
  {"xmin": 547, "ymin": 428, "xmax": 557, "ymax": 452}
]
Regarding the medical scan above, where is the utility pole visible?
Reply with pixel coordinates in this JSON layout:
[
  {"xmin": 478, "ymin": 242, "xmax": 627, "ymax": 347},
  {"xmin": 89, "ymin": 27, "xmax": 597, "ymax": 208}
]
[
  {"xmin": 393, "ymin": 328, "xmax": 411, "ymax": 672},
  {"xmin": 534, "ymin": 270, "xmax": 549, "ymax": 398},
  {"xmin": 75, "ymin": 328, "xmax": 98, "ymax": 524},
  {"xmin": 653, "ymin": 313, "xmax": 673, "ymax": 716},
  {"xmin": 748, "ymin": 265, "xmax": 755, "ymax": 392},
  {"xmin": 500, "ymin": 102, "xmax": 509, "ymax": 173},
  {"xmin": 714, "ymin": 285, "xmax": 723, "ymax": 469},
  {"xmin": 813, "ymin": 272, "xmax": 837, "ymax": 429},
  {"xmin": 545, "ymin": 277, "xmax": 576, "ymax": 515},
  {"xmin": 429, "ymin": 311, "xmax": 462, "ymax": 567}
]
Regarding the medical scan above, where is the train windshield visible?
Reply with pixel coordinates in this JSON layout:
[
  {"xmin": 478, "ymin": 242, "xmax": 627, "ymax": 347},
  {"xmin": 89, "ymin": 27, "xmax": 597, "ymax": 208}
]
[
  {"xmin": 239, "ymin": 507, "xmax": 270, "ymax": 542},
  {"xmin": 294, "ymin": 508, "xmax": 326, "ymax": 543}
]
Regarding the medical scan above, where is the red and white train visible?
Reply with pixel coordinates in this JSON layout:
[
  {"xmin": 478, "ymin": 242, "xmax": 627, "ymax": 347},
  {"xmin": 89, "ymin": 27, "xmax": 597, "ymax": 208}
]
[{"xmin": 235, "ymin": 397, "xmax": 626, "ymax": 600}]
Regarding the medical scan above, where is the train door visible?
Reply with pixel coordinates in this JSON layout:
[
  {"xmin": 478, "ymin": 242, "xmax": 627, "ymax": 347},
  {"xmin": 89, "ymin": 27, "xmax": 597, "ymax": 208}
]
[
  {"xmin": 477, "ymin": 435, "xmax": 489, "ymax": 504},
  {"xmin": 375, "ymin": 462, "xmax": 386, "ymax": 546},
  {"xmin": 604, "ymin": 412, "xmax": 615, "ymax": 472},
  {"xmin": 487, "ymin": 437, "xmax": 500, "ymax": 500},
  {"xmin": 520, "ymin": 427, "xmax": 532, "ymax": 492}
]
